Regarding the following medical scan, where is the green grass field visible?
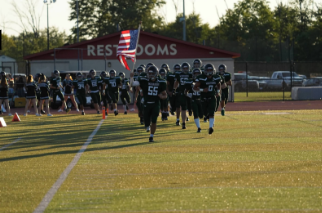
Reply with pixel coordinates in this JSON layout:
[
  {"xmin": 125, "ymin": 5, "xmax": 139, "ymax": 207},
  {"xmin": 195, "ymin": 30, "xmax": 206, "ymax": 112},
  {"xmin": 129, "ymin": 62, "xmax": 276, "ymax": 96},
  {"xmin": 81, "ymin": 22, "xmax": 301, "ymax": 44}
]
[
  {"xmin": 0, "ymin": 110, "xmax": 321, "ymax": 212},
  {"xmin": 234, "ymin": 92, "xmax": 292, "ymax": 102}
]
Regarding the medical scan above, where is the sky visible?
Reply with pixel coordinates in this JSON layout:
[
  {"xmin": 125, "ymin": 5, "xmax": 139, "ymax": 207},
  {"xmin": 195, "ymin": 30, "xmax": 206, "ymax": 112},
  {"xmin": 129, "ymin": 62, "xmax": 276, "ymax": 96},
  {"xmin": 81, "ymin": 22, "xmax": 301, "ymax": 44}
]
[{"xmin": 0, "ymin": 0, "xmax": 321, "ymax": 37}]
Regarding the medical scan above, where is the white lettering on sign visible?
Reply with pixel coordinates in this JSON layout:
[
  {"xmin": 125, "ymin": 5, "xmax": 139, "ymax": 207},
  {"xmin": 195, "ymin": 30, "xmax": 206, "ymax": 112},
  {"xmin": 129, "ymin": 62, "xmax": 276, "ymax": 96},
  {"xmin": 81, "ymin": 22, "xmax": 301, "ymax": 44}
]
[
  {"xmin": 86, "ymin": 44, "xmax": 177, "ymax": 57},
  {"xmin": 157, "ymin": 45, "xmax": 169, "ymax": 55},
  {"xmin": 97, "ymin": 45, "xmax": 104, "ymax": 56},
  {"xmin": 145, "ymin": 44, "xmax": 156, "ymax": 56},
  {"xmin": 137, "ymin": 44, "xmax": 143, "ymax": 56},
  {"xmin": 88, "ymin": 45, "xmax": 96, "ymax": 56},
  {"xmin": 105, "ymin": 45, "xmax": 112, "ymax": 56},
  {"xmin": 170, "ymin": 44, "xmax": 177, "ymax": 55}
]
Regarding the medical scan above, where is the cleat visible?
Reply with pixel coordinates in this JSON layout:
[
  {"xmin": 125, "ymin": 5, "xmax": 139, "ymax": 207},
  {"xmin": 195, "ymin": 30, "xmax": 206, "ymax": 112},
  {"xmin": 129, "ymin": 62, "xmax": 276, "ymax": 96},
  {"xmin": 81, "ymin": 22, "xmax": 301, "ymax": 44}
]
[
  {"xmin": 140, "ymin": 117, "xmax": 144, "ymax": 125},
  {"xmin": 170, "ymin": 110, "xmax": 175, "ymax": 115},
  {"xmin": 27, "ymin": 110, "xmax": 30, "ymax": 113},
  {"xmin": 66, "ymin": 108, "xmax": 71, "ymax": 114},
  {"xmin": 221, "ymin": 109, "xmax": 225, "ymax": 116},
  {"xmin": 197, "ymin": 128, "xmax": 201, "ymax": 133},
  {"xmin": 114, "ymin": 110, "xmax": 119, "ymax": 116},
  {"xmin": 36, "ymin": 113, "xmax": 41, "ymax": 116},
  {"xmin": 57, "ymin": 109, "xmax": 63, "ymax": 113},
  {"xmin": 8, "ymin": 113, "xmax": 13, "ymax": 116},
  {"xmin": 97, "ymin": 110, "xmax": 100, "ymax": 114},
  {"xmin": 208, "ymin": 127, "xmax": 214, "ymax": 135},
  {"xmin": 204, "ymin": 117, "xmax": 208, "ymax": 123},
  {"xmin": 176, "ymin": 120, "xmax": 180, "ymax": 126},
  {"xmin": 186, "ymin": 117, "xmax": 189, "ymax": 122},
  {"xmin": 47, "ymin": 113, "xmax": 53, "ymax": 116},
  {"xmin": 23, "ymin": 113, "xmax": 27, "ymax": 116},
  {"xmin": 124, "ymin": 111, "xmax": 127, "ymax": 115},
  {"xmin": 41, "ymin": 110, "xmax": 46, "ymax": 114},
  {"xmin": 146, "ymin": 126, "xmax": 150, "ymax": 132},
  {"xmin": 149, "ymin": 137, "xmax": 154, "ymax": 142},
  {"xmin": 165, "ymin": 117, "xmax": 168, "ymax": 120},
  {"xmin": 182, "ymin": 123, "xmax": 186, "ymax": 129},
  {"xmin": 76, "ymin": 108, "xmax": 79, "ymax": 112},
  {"xmin": 82, "ymin": 112, "xmax": 85, "ymax": 115}
]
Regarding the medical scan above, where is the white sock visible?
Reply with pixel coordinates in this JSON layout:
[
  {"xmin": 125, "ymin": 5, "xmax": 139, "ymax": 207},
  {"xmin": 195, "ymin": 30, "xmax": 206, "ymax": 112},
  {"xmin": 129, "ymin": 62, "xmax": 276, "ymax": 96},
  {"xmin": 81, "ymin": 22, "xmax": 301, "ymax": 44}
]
[
  {"xmin": 150, "ymin": 134, "xmax": 154, "ymax": 137},
  {"xmin": 209, "ymin": 118, "xmax": 214, "ymax": 128},
  {"xmin": 194, "ymin": 118, "xmax": 200, "ymax": 128},
  {"xmin": 123, "ymin": 105, "xmax": 127, "ymax": 111}
]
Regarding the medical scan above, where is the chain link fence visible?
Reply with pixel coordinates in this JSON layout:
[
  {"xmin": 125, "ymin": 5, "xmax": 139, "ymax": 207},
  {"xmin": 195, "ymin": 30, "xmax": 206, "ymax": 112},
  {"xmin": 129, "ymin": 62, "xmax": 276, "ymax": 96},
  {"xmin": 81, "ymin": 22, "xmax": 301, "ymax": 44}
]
[{"xmin": 232, "ymin": 61, "xmax": 322, "ymax": 102}]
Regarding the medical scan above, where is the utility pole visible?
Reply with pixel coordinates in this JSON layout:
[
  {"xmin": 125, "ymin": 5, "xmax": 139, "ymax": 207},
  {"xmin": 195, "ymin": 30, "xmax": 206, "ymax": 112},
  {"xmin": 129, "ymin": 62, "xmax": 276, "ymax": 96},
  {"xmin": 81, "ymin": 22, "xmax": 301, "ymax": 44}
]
[
  {"xmin": 180, "ymin": 0, "xmax": 186, "ymax": 41},
  {"xmin": 76, "ymin": 0, "xmax": 79, "ymax": 42},
  {"xmin": 43, "ymin": 0, "xmax": 57, "ymax": 50}
]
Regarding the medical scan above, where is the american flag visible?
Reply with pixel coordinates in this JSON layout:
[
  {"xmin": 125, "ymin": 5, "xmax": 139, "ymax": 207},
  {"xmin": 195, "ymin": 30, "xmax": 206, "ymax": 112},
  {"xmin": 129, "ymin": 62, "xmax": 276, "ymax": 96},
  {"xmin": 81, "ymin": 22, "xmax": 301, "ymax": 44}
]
[{"xmin": 117, "ymin": 29, "xmax": 140, "ymax": 70}]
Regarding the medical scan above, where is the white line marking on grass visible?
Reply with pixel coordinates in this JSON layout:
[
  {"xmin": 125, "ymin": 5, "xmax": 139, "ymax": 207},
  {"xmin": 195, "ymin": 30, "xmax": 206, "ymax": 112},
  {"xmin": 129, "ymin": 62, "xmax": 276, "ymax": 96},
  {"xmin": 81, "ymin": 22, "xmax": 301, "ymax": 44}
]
[
  {"xmin": 33, "ymin": 119, "xmax": 104, "ymax": 213},
  {"xmin": 0, "ymin": 137, "xmax": 22, "ymax": 151}
]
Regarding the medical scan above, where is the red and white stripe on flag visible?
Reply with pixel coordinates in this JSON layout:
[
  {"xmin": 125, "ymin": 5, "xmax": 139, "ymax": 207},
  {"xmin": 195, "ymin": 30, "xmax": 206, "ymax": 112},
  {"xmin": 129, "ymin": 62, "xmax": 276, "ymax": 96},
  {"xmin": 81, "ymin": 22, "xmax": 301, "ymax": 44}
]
[{"xmin": 117, "ymin": 30, "xmax": 139, "ymax": 70}]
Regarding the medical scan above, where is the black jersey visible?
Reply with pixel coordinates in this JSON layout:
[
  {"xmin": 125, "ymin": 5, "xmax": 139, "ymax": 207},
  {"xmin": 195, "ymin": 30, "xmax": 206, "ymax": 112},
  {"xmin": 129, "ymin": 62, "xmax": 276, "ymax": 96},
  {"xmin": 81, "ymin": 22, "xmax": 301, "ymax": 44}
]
[
  {"xmin": 63, "ymin": 79, "xmax": 74, "ymax": 95},
  {"xmin": 0, "ymin": 83, "xmax": 8, "ymax": 98},
  {"xmin": 38, "ymin": 81, "xmax": 50, "ymax": 99},
  {"xmin": 26, "ymin": 82, "xmax": 38, "ymax": 98}
]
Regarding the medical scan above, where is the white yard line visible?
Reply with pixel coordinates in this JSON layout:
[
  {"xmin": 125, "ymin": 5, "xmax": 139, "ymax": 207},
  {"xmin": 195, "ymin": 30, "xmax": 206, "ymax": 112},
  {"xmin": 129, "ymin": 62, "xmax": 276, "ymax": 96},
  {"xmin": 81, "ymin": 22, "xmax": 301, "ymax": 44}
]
[
  {"xmin": 33, "ymin": 119, "xmax": 104, "ymax": 213},
  {"xmin": 0, "ymin": 138, "xmax": 22, "ymax": 151}
]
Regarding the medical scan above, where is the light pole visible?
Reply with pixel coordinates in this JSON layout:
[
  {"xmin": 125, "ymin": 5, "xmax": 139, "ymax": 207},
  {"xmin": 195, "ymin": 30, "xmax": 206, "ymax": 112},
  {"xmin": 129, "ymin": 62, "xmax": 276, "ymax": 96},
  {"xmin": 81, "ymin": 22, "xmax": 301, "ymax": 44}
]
[
  {"xmin": 76, "ymin": 0, "xmax": 79, "ymax": 42},
  {"xmin": 179, "ymin": 0, "xmax": 186, "ymax": 41},
  {"xmin": 43, "ymin": 0, "xmax": 56, "ymax": 50}
]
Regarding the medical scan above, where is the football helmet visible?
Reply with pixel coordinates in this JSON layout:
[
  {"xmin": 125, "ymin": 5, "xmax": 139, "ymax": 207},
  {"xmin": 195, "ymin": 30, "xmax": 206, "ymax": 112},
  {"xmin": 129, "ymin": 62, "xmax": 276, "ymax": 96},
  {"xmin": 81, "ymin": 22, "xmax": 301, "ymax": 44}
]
[
  {"xmin": 109, "ymin": 69, "xmax": 116, "ymax": 78},
  {"xmin": 161, "ymin": 64, "xmax": 170, "ymax": 72},
  {"xmin": 139, "ymin": 64, "xmax": 146, "ymax": 69},
  {"xmin": 146, "ymin": 63, "xmax": 155, "ymax": 72},
  {"xmin": 100, "ymin": 71, "xmax": 107, "ymax": 78},
  {"xmin": 181, "ymin": 62, "xmax": 190, "ymax": 74},
  {"xmin": 0, "ymin": 71, "xmax": 6, "ymax": 77},
  {"xmin": 76, "ymin": 72, "xmax": 83, "ymax": 80},
  {"xmin": 173, "ymin": 63, "xmax": 181, "ymax": 72},
  {"xmin": 53, "ymin": 70, "xmax": 60, "ymax": 77},
  {"xmin": 147, "ymin": 65, "xmax": 159, "ymax": 81},
  {"xmin": 89, "ymin": 69, "xmax": 96, "ymax": 77},
  {"xmin": 119, "ymin": 72, "xmax": 125, "ymax": 78},
  {"xmin": 192, "ymin": 68, "xmax": 201, "ymax": 79},
  {"xmin": 204, "ymin": 64, "xmax": 216, "ymax": 76},
  {"xmin": 137, "ymin": 66, "xmax": 144, "ymax": 74},
  {"xmin": 193, "ymin": 59, "xmax": 202, "ymax": 69},
  {"xmin": 159, "ymin": 68, "xmax": 167, "ymax": 78},
  {"xmin": 218, "ymin": 64, "xmax": 227, "ymax": 75}
]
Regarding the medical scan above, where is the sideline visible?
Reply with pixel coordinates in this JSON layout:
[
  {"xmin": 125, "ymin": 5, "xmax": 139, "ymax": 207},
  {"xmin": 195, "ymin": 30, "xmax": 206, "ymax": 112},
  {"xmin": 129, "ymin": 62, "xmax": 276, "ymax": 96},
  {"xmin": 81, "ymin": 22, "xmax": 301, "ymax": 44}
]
[{"xmin": 0, "ymin": 138, "xmax": 22, "ymax": 151}]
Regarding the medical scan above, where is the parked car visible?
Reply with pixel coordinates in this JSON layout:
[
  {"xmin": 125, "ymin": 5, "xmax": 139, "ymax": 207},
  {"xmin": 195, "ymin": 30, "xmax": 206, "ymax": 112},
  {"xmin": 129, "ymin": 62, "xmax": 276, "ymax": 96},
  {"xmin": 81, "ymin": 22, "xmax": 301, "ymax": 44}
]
[
  {"xmin": 249, "ymin": 76, "xmax": 270, "ymax": 91},
  {"xmin": 233, "ymin": 73, "xmax": 259, "ymax": 92},
  {"xmin": 266, "ymin": 71, "xmax": 303, "ymax": 90},
  {"xmin": 302, "ymin": 77, "xmax": 322, "ymax": 87}
]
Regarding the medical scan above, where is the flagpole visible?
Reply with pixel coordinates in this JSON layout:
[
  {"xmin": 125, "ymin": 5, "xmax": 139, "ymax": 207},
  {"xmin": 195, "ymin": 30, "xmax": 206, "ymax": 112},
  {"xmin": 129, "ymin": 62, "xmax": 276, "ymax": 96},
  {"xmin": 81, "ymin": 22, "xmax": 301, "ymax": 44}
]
[{"xmin": 131, "ymin": 21, "xmax": 142, "ymax": 73}]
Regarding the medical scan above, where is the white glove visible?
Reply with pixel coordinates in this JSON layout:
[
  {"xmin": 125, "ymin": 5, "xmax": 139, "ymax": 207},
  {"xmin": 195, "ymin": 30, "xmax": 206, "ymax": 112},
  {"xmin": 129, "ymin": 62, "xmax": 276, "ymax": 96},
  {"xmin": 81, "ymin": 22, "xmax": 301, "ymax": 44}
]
[{"xmin": 186, "ymin": 93, "xmax": 192, "ymax": 98}]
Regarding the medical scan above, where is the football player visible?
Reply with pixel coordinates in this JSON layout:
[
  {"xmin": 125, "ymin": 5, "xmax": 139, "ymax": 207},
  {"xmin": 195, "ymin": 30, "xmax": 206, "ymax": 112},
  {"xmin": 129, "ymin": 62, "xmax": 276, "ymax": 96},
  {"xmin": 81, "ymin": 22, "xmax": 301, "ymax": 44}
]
[
  {"xmin": 134, "ymin": 66, "xmax": 145, "ymax": 124},
  {"xmin": 86, "ymin": 69, "xmax": 101, "ymax": 114},
  {"xmin": 193, "ymin": 64, "xmax": 221, "ymax": 134},
  {"xmin": 218, "ymin": 64, "xmax": 232, "ymax": 116},
  {"xmin": 159, "ymin": 68, "xmax": 169, "ymax": 120},
  {"xmin": 38, "ymin": 74, "xmax": 52, "ymax": 116},
  {"xmin": 130, "ymin": 65, "xmax": 167, "ymax": 142},
  {"xmin": 63, "ymin": 74, "xmax": 78, "ymax": 112},
  {"xmin": 105, "ymin": 69, "xmax": 122, "ymax": 116},
  {"xmin": 73, "ymin": 72, "xmax": 88, "ymax": 115},
  {"xmin": 185, "ymin": 68, "xmax": 203, "ymax": 132},
  {"xmin": 165, "ymin": 64, "xmax": 177, "ymax": 116},
  {"xmin": 50, "ymin": 70, "xmax": 69, "ymax": 113},
  {"xmin": 119, "ymin": 72, "xmax": 131, "ymax": 115},
  {"xmin": 100, "ymin": 71, "xmax": 111, "ymax": 116},
  {"xmin": 173, "ymin": 62, "xmax": 192, "ymax": 129}
]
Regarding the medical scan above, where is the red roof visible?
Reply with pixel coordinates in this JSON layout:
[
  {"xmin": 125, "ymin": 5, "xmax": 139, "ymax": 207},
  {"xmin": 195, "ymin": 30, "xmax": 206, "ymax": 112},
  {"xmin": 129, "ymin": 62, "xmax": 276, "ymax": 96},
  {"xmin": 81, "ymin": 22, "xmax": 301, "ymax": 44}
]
[{"xmin": 24, "ymin": 31, "xmax": 240, "ymax": 60}]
